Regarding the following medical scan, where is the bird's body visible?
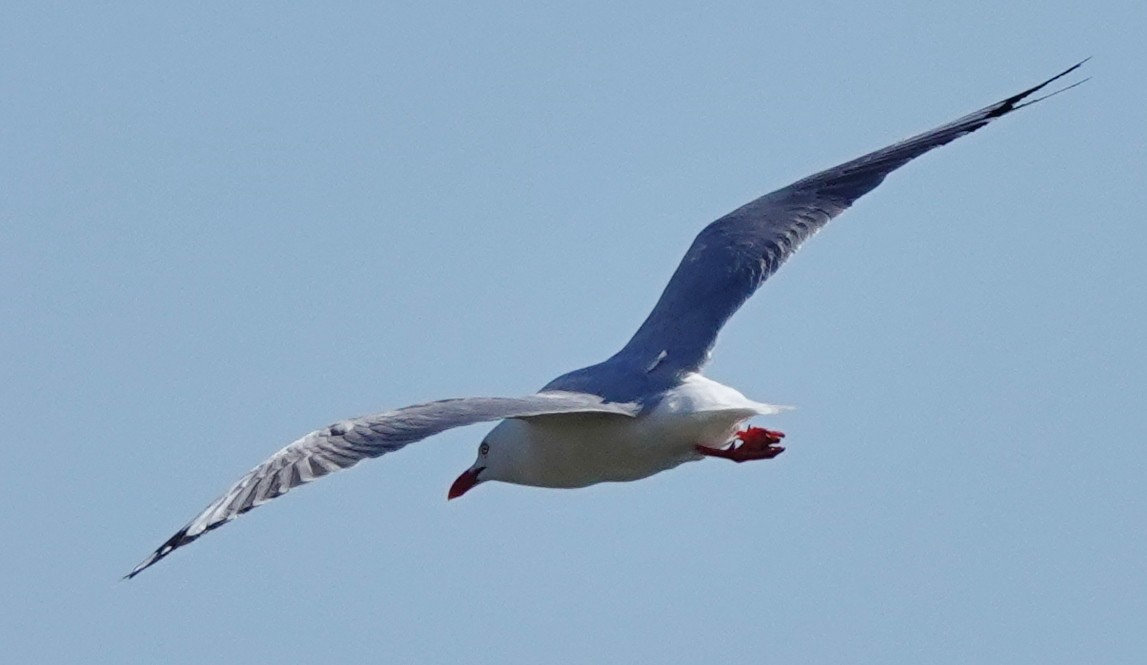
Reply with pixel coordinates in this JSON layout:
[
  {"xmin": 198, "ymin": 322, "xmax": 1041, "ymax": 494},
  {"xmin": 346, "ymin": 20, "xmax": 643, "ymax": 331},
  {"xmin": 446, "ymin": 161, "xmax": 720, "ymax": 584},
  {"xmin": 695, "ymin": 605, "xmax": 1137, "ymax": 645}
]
[
  {"xmin": 485, "ymin": 373, "xmax": 784, "ymax": 488},
  {"xmin": 127, "ymin": 61, "xmax": 1087, "ymax": 578}
]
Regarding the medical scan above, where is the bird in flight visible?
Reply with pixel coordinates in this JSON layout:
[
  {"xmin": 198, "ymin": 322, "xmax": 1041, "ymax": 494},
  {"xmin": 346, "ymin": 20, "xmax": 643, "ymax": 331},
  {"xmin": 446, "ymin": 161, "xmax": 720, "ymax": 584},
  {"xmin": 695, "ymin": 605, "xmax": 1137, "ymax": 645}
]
[{"xmin": 128, "ymin": 61, "xmax": 1086, "ymax": 578}]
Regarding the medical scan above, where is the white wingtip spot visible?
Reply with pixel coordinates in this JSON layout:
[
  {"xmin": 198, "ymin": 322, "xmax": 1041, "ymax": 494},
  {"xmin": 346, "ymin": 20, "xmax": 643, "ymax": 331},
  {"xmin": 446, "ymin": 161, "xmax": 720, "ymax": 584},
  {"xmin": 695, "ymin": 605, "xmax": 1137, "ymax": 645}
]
[{"xmin": 645, "ymin": 350, "xmax": 668, "ymax": 373}]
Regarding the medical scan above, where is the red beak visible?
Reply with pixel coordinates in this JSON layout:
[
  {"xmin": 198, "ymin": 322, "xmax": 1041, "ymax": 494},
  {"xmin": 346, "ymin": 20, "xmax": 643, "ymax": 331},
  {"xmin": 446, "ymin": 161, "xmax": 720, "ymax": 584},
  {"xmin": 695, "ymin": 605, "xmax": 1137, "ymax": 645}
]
[{"xmin": 448, "ymin": 467, "xmax": 483, "ymax": 500}]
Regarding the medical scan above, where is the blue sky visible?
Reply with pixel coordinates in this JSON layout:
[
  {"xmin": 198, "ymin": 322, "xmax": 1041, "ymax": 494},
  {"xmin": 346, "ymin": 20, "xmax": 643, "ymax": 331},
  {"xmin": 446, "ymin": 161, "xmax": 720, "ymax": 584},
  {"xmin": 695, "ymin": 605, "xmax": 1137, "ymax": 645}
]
[{"xmin": 3, "ymin": 2, "xmax": 1144, "ymax": 663}]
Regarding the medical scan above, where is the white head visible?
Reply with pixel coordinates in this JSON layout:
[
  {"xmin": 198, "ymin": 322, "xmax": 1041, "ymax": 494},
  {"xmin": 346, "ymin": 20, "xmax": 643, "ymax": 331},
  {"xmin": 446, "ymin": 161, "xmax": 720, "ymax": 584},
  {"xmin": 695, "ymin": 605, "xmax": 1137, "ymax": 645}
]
[{"xmin": 446, "ymin": 420, "xmax": 525, "ymax": 500}]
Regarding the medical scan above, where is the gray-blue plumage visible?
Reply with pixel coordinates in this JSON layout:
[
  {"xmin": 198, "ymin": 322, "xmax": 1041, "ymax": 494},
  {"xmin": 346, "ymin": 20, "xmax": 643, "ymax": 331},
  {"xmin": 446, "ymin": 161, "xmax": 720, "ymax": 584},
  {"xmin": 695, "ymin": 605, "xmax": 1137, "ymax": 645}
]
[{"xmin": 546, "ymin": 60, "xmax": 1087, "ymax": 403}]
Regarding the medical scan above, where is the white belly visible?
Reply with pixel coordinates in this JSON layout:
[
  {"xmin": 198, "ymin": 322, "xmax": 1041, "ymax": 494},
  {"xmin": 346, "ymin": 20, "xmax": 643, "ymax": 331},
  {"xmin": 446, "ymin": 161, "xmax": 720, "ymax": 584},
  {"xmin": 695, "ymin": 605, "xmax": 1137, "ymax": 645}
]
[{"xmin": 489, "ymin": 374, "xmax": 786, "ymax": 488}]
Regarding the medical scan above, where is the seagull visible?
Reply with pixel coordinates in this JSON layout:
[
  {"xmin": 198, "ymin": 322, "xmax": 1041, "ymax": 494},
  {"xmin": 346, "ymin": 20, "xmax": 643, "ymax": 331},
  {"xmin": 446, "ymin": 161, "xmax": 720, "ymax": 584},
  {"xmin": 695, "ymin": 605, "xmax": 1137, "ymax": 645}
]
[{"xmin": 127, "ymin": 61, "xmax": 1086, "ymax": 578}]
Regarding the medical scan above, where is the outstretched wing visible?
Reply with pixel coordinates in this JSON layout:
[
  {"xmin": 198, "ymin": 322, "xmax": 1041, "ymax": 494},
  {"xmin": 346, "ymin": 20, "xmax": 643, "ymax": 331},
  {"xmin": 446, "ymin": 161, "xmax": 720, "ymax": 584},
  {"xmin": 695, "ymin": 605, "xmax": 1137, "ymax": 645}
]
[
  {"xmin": 127, "ymin": 392, "xmax": 638, "ymax": 578},
  {"xmin": 612, "ymin": 61, "xmax": 1087, "ymax": 377}
]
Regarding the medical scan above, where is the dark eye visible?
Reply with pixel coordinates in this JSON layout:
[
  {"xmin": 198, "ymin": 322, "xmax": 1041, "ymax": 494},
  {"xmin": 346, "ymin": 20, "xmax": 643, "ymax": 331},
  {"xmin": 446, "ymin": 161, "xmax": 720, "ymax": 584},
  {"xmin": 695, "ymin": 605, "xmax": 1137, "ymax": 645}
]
[{"xmin": 479, "ymin": 442, "xmax": 490, "ymax": 456}]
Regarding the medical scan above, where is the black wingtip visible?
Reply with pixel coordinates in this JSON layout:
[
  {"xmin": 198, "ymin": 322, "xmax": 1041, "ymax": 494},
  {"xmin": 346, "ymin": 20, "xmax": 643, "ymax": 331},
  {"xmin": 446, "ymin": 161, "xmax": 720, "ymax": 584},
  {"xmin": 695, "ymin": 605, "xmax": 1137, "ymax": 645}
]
[
  {"xmin": 989, "ymin": 58, "xmax": 1091, "ymax": 118},
  {"xmin": 124, "ymin": 526, "xmax": 195, "ymax": 580}
]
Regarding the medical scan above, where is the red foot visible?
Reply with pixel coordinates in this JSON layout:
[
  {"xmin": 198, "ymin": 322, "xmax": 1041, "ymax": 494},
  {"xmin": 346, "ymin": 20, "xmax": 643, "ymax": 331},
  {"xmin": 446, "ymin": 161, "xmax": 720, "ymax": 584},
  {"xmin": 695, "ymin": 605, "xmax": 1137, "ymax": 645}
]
[{"xmin": 695, "ymin": 426, "xmax": 786, "ymax": 463}]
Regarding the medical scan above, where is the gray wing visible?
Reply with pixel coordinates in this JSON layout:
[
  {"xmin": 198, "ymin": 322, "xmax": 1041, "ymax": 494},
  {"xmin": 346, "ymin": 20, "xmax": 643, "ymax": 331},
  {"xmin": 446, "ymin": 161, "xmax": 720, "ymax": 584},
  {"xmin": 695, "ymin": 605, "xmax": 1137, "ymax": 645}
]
[
  {"xmin": 611, "ymin": 61, "xmax": 1087, "ymax": 377},
  {"xmin": 127, "ymin": 392, "xmax": 638, "ymax": 578}
]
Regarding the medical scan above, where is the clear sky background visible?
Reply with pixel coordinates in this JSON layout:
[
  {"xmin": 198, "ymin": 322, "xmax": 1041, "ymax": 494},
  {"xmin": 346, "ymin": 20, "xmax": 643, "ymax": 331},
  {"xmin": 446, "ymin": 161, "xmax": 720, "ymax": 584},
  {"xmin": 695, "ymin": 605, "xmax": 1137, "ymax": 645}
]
[{"xmin": 2, "ymin": 2, "xmax": 1144, "ymax": 663}]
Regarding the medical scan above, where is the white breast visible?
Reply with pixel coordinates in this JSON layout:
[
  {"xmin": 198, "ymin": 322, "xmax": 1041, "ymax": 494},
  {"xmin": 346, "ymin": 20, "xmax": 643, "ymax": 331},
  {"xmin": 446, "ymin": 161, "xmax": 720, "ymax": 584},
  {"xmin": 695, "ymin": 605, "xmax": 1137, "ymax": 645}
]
[{"xmin": 489, "ymin": 374, "xmax": 787, "ymax": 488}]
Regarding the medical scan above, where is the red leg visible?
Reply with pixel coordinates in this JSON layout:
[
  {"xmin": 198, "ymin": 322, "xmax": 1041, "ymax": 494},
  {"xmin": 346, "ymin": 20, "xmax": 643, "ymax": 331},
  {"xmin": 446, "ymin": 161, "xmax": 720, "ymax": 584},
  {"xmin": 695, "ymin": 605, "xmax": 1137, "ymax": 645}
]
[{"xmin": 695, "ymin": 426, "xmax": 786, "ymax": 463}]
